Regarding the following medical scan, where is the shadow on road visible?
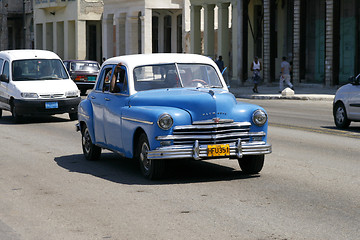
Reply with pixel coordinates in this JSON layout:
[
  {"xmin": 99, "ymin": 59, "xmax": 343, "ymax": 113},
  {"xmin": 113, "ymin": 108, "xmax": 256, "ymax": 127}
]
[
  {"xmin": 0, "ymin": 115, "xmax": 72, "ymax": 125},
  {"xmin": 54, "ymin": 152, "xmax": 259, "ymax": 185}
]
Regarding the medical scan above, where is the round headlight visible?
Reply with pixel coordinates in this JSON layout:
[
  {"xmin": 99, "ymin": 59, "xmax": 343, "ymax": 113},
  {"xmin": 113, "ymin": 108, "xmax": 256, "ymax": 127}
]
[
  {"xmin": 157, "ymin": 113, "xmax": 173, "ymax": 130},
  {"xmin": 252, "ymin": 109, "xmax": 267, "ymax": 126}
]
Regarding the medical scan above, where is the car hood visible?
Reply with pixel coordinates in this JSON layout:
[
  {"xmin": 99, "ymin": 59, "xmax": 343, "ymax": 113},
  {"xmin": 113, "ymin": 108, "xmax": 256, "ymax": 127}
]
[
  {"xmin": 12, "ymin": 79, "xmax": 78, "ymax": 94},
  {"xmin": 129, "ymin": 88, "xmax": 238, "ymax": 122}
]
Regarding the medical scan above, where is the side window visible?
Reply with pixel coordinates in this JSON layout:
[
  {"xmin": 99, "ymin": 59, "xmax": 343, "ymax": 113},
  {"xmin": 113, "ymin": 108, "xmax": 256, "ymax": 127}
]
[
  {"xmin": 110, "ymin": 65, "xmax": 128, "ymax": 94},
  {"xmin": 96, "ymin": 66, "xmax": 114, "ymax": 92},
  {"xmin": 1, "ymin": 61, "xmax": 10, "ymax": 82},
  {"xmin": 64, "ymin": 62, "xmax": 69, "ymax": 71},
  {"xmin": 0, "ymin": 59, "xmax": 4, "ymax": 74}
]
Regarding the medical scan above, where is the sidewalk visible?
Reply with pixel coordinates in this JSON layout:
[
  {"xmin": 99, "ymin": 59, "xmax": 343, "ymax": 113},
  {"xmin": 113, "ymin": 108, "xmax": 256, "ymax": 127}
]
[{"xmin": 228, "ymin": 81, "xmax": 337, "ymax": 101}]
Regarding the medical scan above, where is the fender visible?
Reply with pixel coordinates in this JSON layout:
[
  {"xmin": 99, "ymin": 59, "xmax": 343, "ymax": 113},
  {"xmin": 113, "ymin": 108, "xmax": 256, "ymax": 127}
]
[
  {"xmin": 78, "ymin": 98, "xmax": 95, "ymax": 141},
  {"xmin": 121, "ymin": 106, "xmax": 192, "ymax": 158},
  {"xmin": 232, "ymin": 102, "xmax": 269, "ymax": 141}
]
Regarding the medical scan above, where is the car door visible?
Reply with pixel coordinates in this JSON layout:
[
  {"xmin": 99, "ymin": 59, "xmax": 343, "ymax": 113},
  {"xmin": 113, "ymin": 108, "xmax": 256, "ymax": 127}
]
[
  {"xmin": 89, "ymin": 65, "xmax": 114, "ymax": 145},
  {"xmin": 103, "ymin": 65, "xmax": 129, "ymax": 153},
  {"xmin": 0, "ymin": 60, "xmax": 10, "ymax": 110},
  {"xmin": 347, "ymin": 83, "xmax": 360, "ymax": 120}
]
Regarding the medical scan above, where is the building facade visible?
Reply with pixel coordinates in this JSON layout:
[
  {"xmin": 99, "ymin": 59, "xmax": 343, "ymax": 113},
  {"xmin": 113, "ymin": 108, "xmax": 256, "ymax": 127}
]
[
  {"xmin": 0, "ymin": 0, "xmax": 34, "ymax": 51},
  {"xmin": 33, "ymin": 0, "xmax": 103, "ymax": 62},
  {"xmin": 102, "ymin": 0, "xmax": 190, "ymax": 59}
]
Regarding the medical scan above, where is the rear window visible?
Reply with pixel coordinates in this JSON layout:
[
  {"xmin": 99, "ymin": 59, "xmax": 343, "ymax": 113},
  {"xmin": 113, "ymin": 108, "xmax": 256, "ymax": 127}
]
[
  {"xmin": 69, "ymin": 61, "xmax": 100, "ymax": 72},
  {"xmin": 12, "ymin": 59, "xmax": 69, "ymax": 81}
]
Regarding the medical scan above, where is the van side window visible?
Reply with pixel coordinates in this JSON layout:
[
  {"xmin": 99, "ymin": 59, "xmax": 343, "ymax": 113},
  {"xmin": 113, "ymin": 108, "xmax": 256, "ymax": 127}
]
[
  {"xmin": 1, "ymin": 61, "xmax": 9, "ymax": 81},
  {"xmin": 0, "ymin": 59, "xmax": 4, "ymax": 74}
]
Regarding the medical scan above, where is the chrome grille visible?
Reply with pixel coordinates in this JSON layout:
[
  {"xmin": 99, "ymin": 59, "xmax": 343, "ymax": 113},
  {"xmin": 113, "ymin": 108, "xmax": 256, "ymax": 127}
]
[
  {"xmin": 171, "ymin": 121, "xmax": 251, "ymax": 145},
  {"xmin": 39, "ymin": 94, "xmax": 65, "ymax": 99}
]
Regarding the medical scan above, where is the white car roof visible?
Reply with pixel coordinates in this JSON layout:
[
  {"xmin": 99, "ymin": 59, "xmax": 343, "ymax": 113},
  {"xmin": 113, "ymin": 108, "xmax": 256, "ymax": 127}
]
[
  {"xmin": 102, "ymin": 53, "xmax": 227, "ymax": 95},
  {"xmin": 0, "ymin": 49, "xmax": 61, "ymax": 61},
  {"xmin": 103, "ymin": 53, "xmax": 218, "ymax": 70}
]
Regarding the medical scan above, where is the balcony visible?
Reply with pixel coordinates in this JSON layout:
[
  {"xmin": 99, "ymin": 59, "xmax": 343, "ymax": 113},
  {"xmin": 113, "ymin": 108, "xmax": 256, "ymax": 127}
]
[{"xmin": 35, "ymin": 0, "xmax": 74, "ymax": 9}]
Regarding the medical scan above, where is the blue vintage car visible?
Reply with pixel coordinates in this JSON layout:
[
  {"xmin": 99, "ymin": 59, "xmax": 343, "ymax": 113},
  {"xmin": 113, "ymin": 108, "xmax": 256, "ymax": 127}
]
[{"xmin": 76, "ymin": 54, "xmax": 271, "ymax": 179}]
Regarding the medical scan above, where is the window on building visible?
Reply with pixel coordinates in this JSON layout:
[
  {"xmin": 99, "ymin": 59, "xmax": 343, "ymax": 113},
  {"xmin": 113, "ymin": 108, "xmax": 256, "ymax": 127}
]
[
  {"xmin": 164, "ymin": 15, "xmax": 172, "ymax": 53},
  {"xmin": 254, "ymin": 5, "xmax": 263, "ymax": 58},
  {"xmin": 177, "ymin": 14, "xmax": 183, "ymax": 53},
  {"xmin": 152, "ymin": 16, "xmax": 159, "ymax": 53}
]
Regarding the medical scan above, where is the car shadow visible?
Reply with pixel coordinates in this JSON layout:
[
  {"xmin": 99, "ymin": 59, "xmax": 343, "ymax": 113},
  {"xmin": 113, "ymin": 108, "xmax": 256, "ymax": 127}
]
[
  {"xmin": 54, "ymin": 153, "xmax": 259, "ymax": 185},
  {"xmin": 0, "ymin": 115, "xmax": 72, "ymax": 125},
  {"xmin": 321, "ymin": 125, "xmax": 360, "ymax": 136}
]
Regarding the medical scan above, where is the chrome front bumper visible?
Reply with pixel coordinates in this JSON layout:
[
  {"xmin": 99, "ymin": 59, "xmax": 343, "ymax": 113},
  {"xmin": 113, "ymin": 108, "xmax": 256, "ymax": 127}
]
[{"xmin": 147, "ymin": 139, "xmax": 272, "ymax": 160}]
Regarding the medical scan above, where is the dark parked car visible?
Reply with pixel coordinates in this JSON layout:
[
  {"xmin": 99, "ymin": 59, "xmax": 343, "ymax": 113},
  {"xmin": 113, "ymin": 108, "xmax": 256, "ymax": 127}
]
[{"xmin": 63, "ymin": 60, "xmax": 100, "ymax": 95}]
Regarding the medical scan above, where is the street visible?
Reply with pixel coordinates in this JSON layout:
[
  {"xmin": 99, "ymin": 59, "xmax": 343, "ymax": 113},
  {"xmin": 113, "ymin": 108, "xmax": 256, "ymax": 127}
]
[{"xmin": 0, "ymin": 99, "xmax": 359, "ymax": 240}]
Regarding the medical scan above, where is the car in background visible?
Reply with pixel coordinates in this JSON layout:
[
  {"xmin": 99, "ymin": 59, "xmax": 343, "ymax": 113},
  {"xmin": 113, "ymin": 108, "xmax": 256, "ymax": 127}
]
[
  {"xmin": 63, "ymin": 60, "xmax": 100, "ymax": 95},
  {"xmin": 76, "ymin": 53, "xmax": 272, "ymax": 179},
  {"xmin": 333, "ymin": 74, "xmax": 360, "ymax": 129},
  {"xmin": 0, "ymin": 49, "xmax": 80, "ymax": 121}
]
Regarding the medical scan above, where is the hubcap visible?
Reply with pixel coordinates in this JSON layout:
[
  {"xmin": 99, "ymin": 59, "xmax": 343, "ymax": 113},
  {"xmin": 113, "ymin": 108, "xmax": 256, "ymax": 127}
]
[
  {"xmin": 82, "ymin": 129, "xmax": 91, "ymax": 154},
  {"xmin": 140, "ymin": 142, "xmax": 150, "ymax": 171},
  {"xmin": 336, "ymin": 107, "xmax": 345, "ymax": 124}
]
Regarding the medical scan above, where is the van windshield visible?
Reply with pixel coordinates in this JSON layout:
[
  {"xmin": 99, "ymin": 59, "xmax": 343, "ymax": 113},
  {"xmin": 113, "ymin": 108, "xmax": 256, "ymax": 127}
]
[{"xmin": 12, "ymin": 59, "xmax": 68, "ymax": 81}]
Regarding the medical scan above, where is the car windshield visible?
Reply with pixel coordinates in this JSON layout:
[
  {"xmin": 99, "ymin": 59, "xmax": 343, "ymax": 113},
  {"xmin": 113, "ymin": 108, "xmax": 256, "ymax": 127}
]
[
  {"xmin": 12, "ymin": 59, "xmax": 68, "ymax": 81},
  {"xmin": 70, "ymin": 61, "xmax": 100, "ymax": 72},
  {"xmin": 133, "ymin": 63, "xmax": 223, "ymax": 91}
]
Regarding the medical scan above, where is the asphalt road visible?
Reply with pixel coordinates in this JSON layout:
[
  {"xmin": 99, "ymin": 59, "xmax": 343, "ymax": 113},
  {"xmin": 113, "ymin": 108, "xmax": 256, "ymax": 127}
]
[{"xmin": 0, "ymin": 100, "xmax": 359, "ymax": 240}]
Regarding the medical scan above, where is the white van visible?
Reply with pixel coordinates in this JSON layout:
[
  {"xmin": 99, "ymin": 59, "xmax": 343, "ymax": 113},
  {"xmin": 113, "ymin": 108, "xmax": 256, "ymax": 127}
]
[{"xmin": 0, "ymin": 50, "xmax": 81, "ymax": 121}]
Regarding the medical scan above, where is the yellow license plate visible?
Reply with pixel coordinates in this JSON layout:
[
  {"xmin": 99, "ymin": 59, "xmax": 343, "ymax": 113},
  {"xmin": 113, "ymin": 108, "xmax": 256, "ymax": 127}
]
[{"xmin": 207, "ymin": 144, "xmax": 230, "ymax": 157}]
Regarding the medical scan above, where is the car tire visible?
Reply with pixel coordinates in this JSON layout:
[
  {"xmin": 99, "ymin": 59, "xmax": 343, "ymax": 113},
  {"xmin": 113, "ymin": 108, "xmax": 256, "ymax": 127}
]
[
  {"xmin": 82, "ymin": 125, "xmax": 101, "ymax": 161},
  {"xmin": 238, "ymin": 155, "xmax": 264, "ymax": 174},
  {"xmin": 136, "ymin": 133, "xmax": 165, "ymax": 180},
  {"xmin": 69, "ymin": 112, "xmax": 78, "ymax": 121},
  {"xmin": 334, "ymin": 102, "xmax": 351, "ymax": 129},
  {"xmin": 80, "ymin": 89, "xmax": 87, "ymax": 96}
]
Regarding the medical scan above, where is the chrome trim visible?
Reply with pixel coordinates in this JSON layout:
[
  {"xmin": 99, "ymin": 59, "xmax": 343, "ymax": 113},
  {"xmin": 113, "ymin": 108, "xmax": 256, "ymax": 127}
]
[
  {"xmin": 121, "ymin": 116, "xmax": 153, "ymax": 125},
  {"xmin": 147, "ymin": 140, "xmax": 272, "ymax": 160},
  {"xmin": 156, "ymin": 131, "xmax": 265, "ymax": 141},
  {"xmin": 174, "ymin": 122, "xmax": 250, "ymax": 130},
  {"xmin": 193, "ymin": 119, "xmax": 234, "ymax": 125},
  {"xmin": 78, "ymin": 112, "xmax": 90, "ymax": 119}
]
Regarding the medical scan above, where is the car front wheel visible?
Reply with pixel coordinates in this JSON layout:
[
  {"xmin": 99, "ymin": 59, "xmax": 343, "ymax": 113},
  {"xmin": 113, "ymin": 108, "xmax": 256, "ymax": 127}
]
[
  {"xmin": 238, "ymin": 155, "xmax": 264, "ymax": 174},
  {"xmin": 334, "ymin": 102, "xmax": 351, "ymax": 129},
  {"xmin": 135, "ymin": 133, "xmax": 165, "ymax": 180},
  {"xmin": 82, "ymin": 125, "xmax": 101, "ymax": 160}
]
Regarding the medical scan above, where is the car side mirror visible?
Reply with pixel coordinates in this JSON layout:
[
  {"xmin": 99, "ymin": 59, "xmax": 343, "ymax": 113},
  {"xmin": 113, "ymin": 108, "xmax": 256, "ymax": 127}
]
[
  {"xmin": 350, "ymin": 74, "xmax": 360, "ymax": 85},
  {"xmin": 0, "ymin": 74, "xmax": 9, "ymax": 83}
]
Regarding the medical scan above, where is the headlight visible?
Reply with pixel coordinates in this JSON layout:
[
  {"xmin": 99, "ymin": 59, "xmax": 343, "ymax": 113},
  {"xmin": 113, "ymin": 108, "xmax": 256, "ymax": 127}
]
[
  {"xmin": 157, "ymin": 113, "xmax": 173, "ymax": 130},
  {"xmin": 21, "ymin": 92, "xmax": 39, "ymax": 98},
  {"xmin": 65, "ymin": 90, "xmax": 80, "ymax": 97},
  {"xmin": 252, "ymin": 109, "xmax": 267, "ymax": 126}
]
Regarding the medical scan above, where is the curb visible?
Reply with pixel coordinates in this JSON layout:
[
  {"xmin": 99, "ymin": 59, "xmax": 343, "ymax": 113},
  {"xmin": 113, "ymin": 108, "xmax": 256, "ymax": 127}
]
[{"xmin": 232, "ymin": 93, "xmax": 335, "ymax": 101}]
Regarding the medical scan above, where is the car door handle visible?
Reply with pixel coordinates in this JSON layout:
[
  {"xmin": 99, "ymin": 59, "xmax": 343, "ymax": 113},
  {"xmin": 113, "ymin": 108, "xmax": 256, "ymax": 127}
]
[
  {"xmin": 91, "ymin": 96, "xmax": 96, "ymax": 99},
  {"xmin": 105, "ymin": 98, "xmax": 110, "ymax": 101}
]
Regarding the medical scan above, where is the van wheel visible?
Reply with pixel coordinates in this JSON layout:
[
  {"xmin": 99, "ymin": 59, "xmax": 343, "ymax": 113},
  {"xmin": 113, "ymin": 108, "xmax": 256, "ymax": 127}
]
[
  {"xmin": 11, "ymin": 105, "xmax": 22, "ymax": 122},
  {"xmin": 135, "ymin": 133, "xmax": 165, "ymax": 180},
  {"xmin": 69, "ymin": 112, "xmax": 78, "ymax": 121}
]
